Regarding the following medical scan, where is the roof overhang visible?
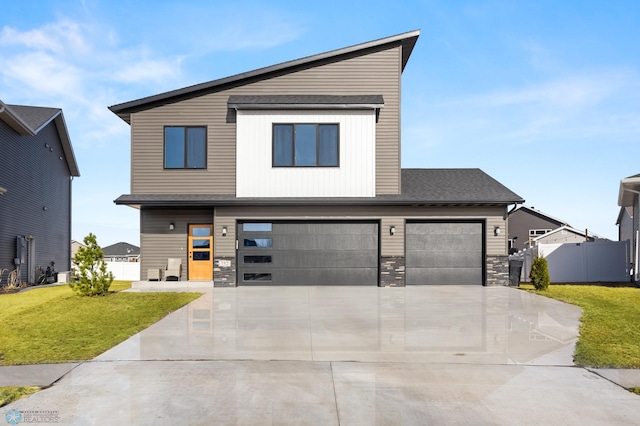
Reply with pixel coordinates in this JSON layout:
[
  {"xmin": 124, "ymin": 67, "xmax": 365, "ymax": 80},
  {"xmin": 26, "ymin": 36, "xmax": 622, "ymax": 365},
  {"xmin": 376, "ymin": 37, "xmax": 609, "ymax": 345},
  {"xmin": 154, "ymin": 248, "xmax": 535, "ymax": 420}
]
[
  {"xmin": 0, "ymin": 100, "xmax": 35, "ymax": 135},
  {"xmin": 618, "ymin": 175, "xmax": 640, "ymax": 206},
  {"xmin": 114, "ymin": 194, "xmax": 522, "ymax": 209},
  {"xmin": 228, "ymin": 95, "xmax": 384, "ymax": 110}
]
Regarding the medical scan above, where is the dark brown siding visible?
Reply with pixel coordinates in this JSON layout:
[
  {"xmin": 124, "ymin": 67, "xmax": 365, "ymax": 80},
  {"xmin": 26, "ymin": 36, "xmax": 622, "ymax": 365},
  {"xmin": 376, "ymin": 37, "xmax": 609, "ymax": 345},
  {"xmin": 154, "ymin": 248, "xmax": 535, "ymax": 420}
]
[
  {"xmin": 0, "ymin": 119, "xmax": 72, "ymax": 283},
  {"xmin": 130, "ymin": 46, "xmax": 402, "ymax": 195}
]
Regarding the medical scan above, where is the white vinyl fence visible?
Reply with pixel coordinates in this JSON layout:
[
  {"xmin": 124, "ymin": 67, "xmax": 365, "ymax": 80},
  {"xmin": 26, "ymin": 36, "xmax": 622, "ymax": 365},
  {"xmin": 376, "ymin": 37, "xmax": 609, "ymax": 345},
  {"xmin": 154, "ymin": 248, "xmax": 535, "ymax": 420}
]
[
  {"xmin": 105, "ymin": 261, "xmax": 140, "ymax": 281},
  {"xmin": 513, "ymin": 241, "xmax": 630, "ymax": 283}
]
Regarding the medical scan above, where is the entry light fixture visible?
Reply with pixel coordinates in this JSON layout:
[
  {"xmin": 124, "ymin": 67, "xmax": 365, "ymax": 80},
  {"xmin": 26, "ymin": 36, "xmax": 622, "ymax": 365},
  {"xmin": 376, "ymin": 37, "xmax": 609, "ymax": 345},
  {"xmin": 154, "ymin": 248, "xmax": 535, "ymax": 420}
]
[
  {"xmin": 494, "ymin": 226, "xmax": 501, "ymax": 236},
  {"xmin": 390, "ymin": 225, "xmax": 395, "ymax": 236},
  {"xmin": 222, "ymin": 226, "xmax": 228, "ymax": 237},
  {"xmin": 169, "ymin": 223, "xmax": 175, "ymax": 231}
]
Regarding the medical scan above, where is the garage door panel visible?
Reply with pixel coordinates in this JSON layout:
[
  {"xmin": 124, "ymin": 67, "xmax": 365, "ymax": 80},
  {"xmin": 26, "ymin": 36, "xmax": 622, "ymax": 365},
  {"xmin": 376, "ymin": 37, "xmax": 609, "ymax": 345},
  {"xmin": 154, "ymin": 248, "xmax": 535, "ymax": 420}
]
[
  {"xmin": 409, "ymin": 268, "xmax": 481, "ymax": 285},
  {"xmin": 275, "ymin": 268, "xmax": 378, "ymax": 286},
  {"xmin": 274, "ymin": 234, "xmax": 378, "ymax": 250},
  {"xmin": 238, "ymin": 221, "xmax": 379, "ymax": 286},
  {"xmin": 407, "ymin": 222, "xmax": 481, "ymax": 235},
  {"xmin": 273, "ymin": 250, "xmax": 377, "ymax": 268},
  {"xmin": 274, "ymin": 223, "xmax": 377, "ymax": 235},
  {"xmin": 406, "ymin": 221, "xmax": 484, "ymax": 285},
  {"xmin": 407, "ymin": 250, "xmax": 483, "ymax": 268},
  {"xmin": 406, "ymin": 234, "xmax": 482, "ymax": 250}
]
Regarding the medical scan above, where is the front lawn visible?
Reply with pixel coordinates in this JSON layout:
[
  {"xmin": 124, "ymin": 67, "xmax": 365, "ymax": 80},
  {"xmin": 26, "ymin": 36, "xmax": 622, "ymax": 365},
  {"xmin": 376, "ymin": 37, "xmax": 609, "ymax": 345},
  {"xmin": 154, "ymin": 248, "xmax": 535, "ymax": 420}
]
[
  {"xmin": 0, "ymin": 282, "xmax": 200, "ymax": 365},
  {"xmin": 523, "ymin": 285, "xmax": 640, "ymax": 368},
  {"xmin": 0, "ymin": 386, "xmax": 40, "ymax": 407}
]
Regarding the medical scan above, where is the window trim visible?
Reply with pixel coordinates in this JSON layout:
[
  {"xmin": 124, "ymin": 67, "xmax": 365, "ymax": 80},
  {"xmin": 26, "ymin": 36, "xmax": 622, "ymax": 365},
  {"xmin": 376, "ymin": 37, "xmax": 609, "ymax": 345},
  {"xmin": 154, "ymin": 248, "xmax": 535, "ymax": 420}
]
[
  {"xmin": 272, "ymin": 123, "xmax": 340, "ymax": 168},
  {"xmin": 163, "ymin": 125, "xmax": 207, "ymax": 169}
]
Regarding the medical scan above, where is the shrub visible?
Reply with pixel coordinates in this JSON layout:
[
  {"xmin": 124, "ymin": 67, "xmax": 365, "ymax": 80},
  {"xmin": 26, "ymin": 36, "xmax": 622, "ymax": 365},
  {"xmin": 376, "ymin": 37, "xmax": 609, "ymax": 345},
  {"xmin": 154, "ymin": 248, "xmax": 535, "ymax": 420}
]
[
  {"xmin": 530, "ymin": 256, "xmax": 550, "ymax": 291},
  {"xmin": 70, "ymin": 233, "xmax": 114, "ymax": 296}
]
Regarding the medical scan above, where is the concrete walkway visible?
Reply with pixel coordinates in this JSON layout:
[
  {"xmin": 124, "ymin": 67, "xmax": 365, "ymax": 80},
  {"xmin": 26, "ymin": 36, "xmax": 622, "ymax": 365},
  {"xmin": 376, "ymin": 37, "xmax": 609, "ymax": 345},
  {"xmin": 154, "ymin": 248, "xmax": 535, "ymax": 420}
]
[{"xmin": 3, "ymin": 286, "xmax": 639, "ymax": 424}]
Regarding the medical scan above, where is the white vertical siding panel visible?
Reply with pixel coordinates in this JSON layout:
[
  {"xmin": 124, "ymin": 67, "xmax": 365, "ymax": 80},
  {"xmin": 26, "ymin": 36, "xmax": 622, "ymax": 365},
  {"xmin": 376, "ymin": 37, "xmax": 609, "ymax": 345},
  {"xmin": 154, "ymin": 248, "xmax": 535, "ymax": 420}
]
[{"xmin": 236, "ymin": 110, "xmax": 375, "ymax": 197}]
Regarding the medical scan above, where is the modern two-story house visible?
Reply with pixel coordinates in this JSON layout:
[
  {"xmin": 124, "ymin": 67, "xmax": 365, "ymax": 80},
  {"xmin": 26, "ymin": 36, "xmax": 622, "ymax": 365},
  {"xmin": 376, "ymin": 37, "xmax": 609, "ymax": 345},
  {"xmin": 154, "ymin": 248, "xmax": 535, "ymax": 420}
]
[
  {"xmin": 110, "ymin": 30, "xmax": 523, "ymax": 287},
  {"xmin": 0, "ymin": 100, "xmax": 80, "ymax": 284}
]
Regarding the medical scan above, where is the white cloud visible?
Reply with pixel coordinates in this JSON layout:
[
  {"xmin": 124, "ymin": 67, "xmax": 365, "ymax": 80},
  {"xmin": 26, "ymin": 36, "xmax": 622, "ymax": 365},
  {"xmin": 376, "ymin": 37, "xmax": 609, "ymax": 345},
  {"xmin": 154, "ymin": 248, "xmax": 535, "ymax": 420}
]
[
  {"xmin": 113, "ymin": 57, "xmax": 183, "ymax": 84},
  {"xmin": 0, "ymin": 51, "xmax": 84, "ymax": 96},
  {"xmin": 0, "ymin": 20, "xmax": 89, "ymax": 54}
]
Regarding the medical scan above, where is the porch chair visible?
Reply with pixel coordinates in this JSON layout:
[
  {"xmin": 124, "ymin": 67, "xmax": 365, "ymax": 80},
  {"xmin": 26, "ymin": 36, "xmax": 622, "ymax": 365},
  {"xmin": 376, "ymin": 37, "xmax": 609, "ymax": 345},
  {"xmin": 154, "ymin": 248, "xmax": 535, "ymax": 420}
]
[{"xmin": 164, "ymin": 258, "xmax": 182, "ymax": 281}]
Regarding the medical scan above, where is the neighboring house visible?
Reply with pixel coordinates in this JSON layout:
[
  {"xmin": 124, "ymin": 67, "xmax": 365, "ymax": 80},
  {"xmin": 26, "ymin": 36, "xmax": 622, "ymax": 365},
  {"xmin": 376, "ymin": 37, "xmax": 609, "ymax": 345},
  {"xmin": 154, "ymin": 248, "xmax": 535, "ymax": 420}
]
[
  {"xmin": 0, "ymin": 100, "xmax": 80, "ymax": 283},
  {"xmin": 507, "ymin": 205, "xmax": 569, "ymax": 253},
  {"xmin": 529, "ymin": 225, "xmax": 598, "ymax": 246},
  {"xmin": 71, "ymin": 240, "xmax": 85, "ymax": 263},
  {"xmin": 109, "ymin": 30, "xmax": 524, "ymax": 286},
  {"xmin": 618, "ymin": 173, "xmax": 640, "ymax": 282},
  {"xmin": 616, "ymin": 206, "xmax": 633, "ymax": 265},
  {"xmin": 102, "ymin": 242, "xmax": 140, "ymax": 262}
]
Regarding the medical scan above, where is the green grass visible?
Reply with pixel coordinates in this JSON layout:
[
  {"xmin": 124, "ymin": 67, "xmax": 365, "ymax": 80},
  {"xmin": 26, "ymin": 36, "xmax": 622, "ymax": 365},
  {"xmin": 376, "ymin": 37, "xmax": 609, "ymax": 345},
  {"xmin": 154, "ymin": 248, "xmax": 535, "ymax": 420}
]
[
  {"xmin": 630, "ymin": 387, "xmax": 640, "ymax": 395},
  {"xmin": 0, "ymin": 282, "xmax": 200, "ymax": 365},
  {"xmin": 522, "ymin": 284, "xmax": 640, "ymax": 368},
  {"xmin": 0, "ymin": 386, "xmax": 40, "ymax": 407}
]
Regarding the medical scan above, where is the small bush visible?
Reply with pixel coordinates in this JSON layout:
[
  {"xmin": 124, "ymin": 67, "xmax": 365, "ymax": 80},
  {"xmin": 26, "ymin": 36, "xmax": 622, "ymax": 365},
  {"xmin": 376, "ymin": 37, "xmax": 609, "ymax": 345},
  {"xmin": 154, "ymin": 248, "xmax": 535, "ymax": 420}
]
[
  {"xmin": 70, "ymin": 233, "xmax": 114, "ymax": 296},
  {"xmin": 530, "ymin": 256, "xmax": 550, "ymax": 291}
]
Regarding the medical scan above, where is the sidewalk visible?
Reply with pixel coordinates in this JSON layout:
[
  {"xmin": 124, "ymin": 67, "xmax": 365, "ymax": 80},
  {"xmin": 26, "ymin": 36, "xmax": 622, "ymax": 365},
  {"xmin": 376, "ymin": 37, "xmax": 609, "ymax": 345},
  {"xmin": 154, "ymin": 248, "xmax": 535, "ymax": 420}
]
[{"xmin": 0, "ymin": 363, "xmax": 79, "ymax": 387}]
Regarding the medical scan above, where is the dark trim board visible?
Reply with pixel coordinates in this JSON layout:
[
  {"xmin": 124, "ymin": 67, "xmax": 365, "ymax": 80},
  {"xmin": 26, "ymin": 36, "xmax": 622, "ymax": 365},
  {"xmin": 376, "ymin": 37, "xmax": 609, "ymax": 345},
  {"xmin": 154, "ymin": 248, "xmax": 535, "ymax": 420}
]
[
  {"xmin": 236, "ymin": 219, "xmax": 380, "ymax": 286},
  {"xmin": 405, "ymin": 219, "xmax": 486, "ymax": 285}
]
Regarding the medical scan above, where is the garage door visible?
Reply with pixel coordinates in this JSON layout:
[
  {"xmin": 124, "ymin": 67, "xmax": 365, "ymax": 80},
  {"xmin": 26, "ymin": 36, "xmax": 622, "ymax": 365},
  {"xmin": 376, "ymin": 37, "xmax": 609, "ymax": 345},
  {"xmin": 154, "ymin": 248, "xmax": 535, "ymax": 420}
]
[
  {"xmin": 406, "ymin": 221, "xmax": 484, "ymax": 285},
  {"xmin": 237, "ymin": 221, "xmax": 379, "ymax": 286}
]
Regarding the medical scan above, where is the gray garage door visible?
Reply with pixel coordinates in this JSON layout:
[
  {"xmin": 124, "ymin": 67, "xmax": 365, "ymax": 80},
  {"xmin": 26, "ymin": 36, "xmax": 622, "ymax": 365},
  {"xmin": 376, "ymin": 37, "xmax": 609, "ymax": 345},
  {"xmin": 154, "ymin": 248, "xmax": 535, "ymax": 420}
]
[
  {"xmin": 237, "ymin": 221, "xmax": 379, "ymax": 286},
  {"xmin": 406, "ymin": 221, "xmax": 484, "ymax": 285}
]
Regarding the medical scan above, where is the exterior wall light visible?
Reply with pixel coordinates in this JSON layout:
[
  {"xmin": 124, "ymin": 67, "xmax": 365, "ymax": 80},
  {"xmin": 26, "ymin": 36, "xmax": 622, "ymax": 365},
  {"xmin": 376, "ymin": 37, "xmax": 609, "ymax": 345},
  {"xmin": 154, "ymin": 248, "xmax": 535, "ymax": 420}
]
[
  {"xmin": 169, "ymin": 223, "xmax": 175, "ymax": 231},
  {"xmin": 494, "ymin": 226, "xmax": 501, "ymax": 236},
  {"xmin": 390, "ymin": 225, "xmax": 395, "ymax": 236},
  {"xmin": 222, "ymin": 226, "xmax": 227, "ymax": 237}
]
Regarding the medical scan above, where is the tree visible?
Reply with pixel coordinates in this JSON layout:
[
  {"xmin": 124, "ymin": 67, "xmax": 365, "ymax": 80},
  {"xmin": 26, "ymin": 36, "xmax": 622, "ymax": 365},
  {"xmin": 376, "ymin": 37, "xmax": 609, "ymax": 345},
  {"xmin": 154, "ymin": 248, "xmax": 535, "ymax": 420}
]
[
  {"xmin": 529, "ymin": 256, "xmax": 550, "ymax": 291},
  {"xmin": 70, "ymin": 233, "xmax": 114, "ymax": 296}
]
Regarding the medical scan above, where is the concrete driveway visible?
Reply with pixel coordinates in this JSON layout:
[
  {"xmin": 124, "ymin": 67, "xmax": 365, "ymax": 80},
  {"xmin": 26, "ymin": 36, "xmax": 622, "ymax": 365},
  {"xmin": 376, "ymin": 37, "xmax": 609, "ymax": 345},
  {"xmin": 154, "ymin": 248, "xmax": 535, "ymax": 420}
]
[{"xmin": 4, "ymin": 286, "xmax": 640, "ymax": 424}]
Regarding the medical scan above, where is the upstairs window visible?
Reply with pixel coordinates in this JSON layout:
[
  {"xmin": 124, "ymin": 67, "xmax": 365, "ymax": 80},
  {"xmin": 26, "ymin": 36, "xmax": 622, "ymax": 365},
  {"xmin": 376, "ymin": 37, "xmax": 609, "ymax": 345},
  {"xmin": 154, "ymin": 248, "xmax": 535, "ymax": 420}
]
[
  {"xmin": 164, "ymin": 126, "xmax": 207, "ymax": 169},
  {"xmin": 273, "ymin": 123, "xmax": 339, "ymax": 167}
]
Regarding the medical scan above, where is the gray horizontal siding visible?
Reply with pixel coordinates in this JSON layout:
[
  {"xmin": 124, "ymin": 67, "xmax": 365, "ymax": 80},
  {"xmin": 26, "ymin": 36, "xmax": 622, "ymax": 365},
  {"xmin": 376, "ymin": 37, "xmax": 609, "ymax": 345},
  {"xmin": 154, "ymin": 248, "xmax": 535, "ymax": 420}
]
[
  {"xmin": 140, "ymin": 209, "xmax": 213, "ymax": 280},
  {"xmin": 130, "ymin": 46, "xmax": 401, "ymax": 195},
  {"xmin": 0, "ymin": 119, "xmax": 72, "ymax": 283}
]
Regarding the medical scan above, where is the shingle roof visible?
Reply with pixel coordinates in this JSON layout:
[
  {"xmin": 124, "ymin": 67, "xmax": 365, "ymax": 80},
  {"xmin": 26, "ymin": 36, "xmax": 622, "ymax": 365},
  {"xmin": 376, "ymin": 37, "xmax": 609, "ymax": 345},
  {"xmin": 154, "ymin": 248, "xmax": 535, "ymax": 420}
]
[
  {"xmin": 0, "ymin": 100, "xmax": 80, "ymax": 176},
  {"xmin": 114, "ymin": 168, "xmax": 523, "ymax": 207},
  {"xmin": 102, "ymin": 242, "xmax": 140, "ymax": 256},
  {"xmin": 228, "ymin": 95, "xmax": 384, "ymax": 109},
  {"xmin": 109, "ymin": 30, "xmax": 420, "ymax": 123},
  {"xmin": 6, "ymin": 104, "xmax": 61, "ymax": 132},
  {"xmin": 508, "ymin": 205, "xmax": 569, "ymax": 227},
  {"xmin": 400, "ymin": 169, "xmax": 523, "ymax": 204}
]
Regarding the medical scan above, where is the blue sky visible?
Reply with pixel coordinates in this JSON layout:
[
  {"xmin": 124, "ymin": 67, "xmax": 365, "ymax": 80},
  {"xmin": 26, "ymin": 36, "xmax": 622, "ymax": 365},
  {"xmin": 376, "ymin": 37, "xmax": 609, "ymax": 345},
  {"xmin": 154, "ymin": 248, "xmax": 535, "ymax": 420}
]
[{"xmin": 1, "ymin": 0, "xmax": 638, "ymax": 246}]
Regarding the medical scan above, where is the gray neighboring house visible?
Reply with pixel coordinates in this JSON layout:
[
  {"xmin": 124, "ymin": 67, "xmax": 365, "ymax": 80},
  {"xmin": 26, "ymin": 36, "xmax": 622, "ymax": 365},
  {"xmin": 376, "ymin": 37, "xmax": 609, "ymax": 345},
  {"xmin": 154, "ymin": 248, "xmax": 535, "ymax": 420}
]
[
  {"xmin": 507, "ymin": 205, "xmax": 569, "ymax": 253},
  {"xmin": 618, "ymin": 173, "xmax": 640, "ymax": 282},
  {"xmin": 110, "ymin": 30, "xmax": 524, "ymax": 286},
  {"xmin": 529, "ymin": 225, "xmax": 598, "ymax": 246},
  {"xmin": 0, "ymin": 100, "xmax": 80, "ymax": 283},
  {"xmin": 616, "ymin": 206, "xmax": 633, "ymax": 265},
  {"xmin": 102, "ymin": 242, "xmax": 140, "ymax": 262}
]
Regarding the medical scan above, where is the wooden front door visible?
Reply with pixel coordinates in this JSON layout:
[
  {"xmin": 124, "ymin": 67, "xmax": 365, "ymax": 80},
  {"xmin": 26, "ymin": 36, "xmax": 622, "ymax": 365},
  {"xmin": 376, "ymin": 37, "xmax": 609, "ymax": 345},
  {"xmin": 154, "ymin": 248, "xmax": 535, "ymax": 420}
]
[{"xmin": 188, "ymin": 224, "xmax": 213, "ymax": 280}]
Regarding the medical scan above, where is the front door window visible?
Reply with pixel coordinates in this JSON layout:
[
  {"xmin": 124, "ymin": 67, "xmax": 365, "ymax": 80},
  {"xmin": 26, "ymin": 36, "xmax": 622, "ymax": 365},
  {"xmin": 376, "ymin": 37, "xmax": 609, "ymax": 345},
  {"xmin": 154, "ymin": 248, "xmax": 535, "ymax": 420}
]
[{"xmin": 188, "ymin": 224, "xmax": 213, "ymax": 280}]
